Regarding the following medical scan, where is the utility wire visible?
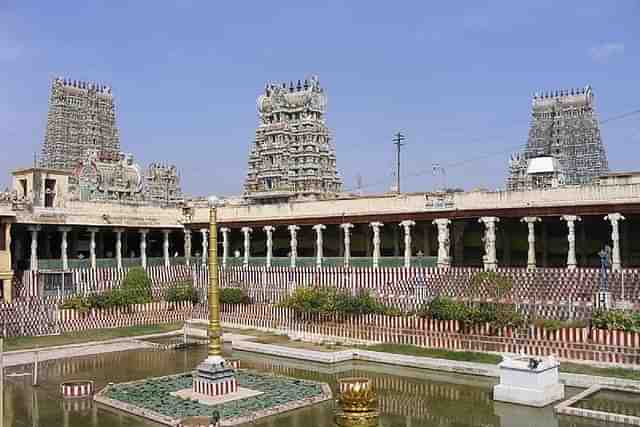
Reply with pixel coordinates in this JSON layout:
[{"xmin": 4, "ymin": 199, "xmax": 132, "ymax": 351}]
[{"xmin": 345, "ymin": 107, "xmax": 640, "ymax": 193}]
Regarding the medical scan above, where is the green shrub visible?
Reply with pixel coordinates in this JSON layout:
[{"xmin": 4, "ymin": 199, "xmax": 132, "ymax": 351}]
[
  {"xmin": 220, "ymin": 288, "xmax": 249, "ymax": 304},
  {"xmin": 592, "ymin": 310, "xmax": 640, "ymax": 332},
  {"xmin": 280, "ymin": 287, "xmax": 332, "ymax": 316},
  {"xmin": 334, "ymin": 290, "xmax": 385, "ymax": 315},
  {"xmin": 60, "ymin": 296, "xmax": 90, "ymax": 313},
  {"xmin": 420, "ymin": 297, "xmax": 468, "ymax": 321},
  {"xmin": 121, "ymin": 267, "xmax": 152, "ymax": 304},
  {"xmin": 533, "ymin": 319, "xmax": 588, "ymax": 331},
  {"xmin": 166, "ymin": 281, "xmax": 200, "ymax": 304}
]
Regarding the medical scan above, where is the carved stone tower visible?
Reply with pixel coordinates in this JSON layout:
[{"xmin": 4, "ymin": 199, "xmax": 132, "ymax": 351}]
[
  {"xmin": 507, "ymin": 86, "xmax": 608, "ymax": 191},
  {"xmin": 244, "ymin": 76, "xmax": 342, "ymax": 203},
  {"xmin": 40, "ymin": 77, "xmax": 120, "ymax": 171}
]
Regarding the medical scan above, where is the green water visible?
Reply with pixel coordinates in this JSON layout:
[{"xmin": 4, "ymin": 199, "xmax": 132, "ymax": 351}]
[{"xmin": 1, "ymin": 343, "xmax": 622, "ymax": 427}]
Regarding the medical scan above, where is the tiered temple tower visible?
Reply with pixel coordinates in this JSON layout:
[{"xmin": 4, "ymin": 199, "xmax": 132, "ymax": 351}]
[
  {"xmin": 244, "ymin": 76, "xmax": 342, "ymax": 203},
  {"xmin": 40, "ymin": 77, "xmax": 120, "ymax": 171},
  {"xmin": 507, "ymin": 86, "xmax": 608, "ymax": 191}
]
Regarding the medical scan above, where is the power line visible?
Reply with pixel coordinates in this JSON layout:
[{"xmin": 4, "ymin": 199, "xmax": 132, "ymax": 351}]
[{"xmin": 345, "ymin": 107, "xmax": 640, "ymax": 193}]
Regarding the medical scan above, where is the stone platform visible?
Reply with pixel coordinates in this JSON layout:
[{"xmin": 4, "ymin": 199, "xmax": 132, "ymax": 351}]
[
  {"xmin": 94, "ymin": 370, "xmax": 332, "ymax": 426},
  {"xmin": 493, "ymin": 355, "xmax": 564, "ymax": 407}
]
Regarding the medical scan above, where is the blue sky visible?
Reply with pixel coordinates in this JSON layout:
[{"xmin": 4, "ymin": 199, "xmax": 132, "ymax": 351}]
[{"xmin": 1, "ymin": 1, "xmax": 638, "ymax": 196}]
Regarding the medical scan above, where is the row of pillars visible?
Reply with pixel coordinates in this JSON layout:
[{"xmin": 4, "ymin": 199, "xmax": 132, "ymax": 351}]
[
  {"xmin": 27, "ymin": 227, "xmax": 172, "ymax": 271},
  {"xmin": 24, "ymin": 212, "xmax": 626, "ymax": 272},
  {"xmin": 205, "ymin": 213, "xmax": 627, "ymax": 271}
]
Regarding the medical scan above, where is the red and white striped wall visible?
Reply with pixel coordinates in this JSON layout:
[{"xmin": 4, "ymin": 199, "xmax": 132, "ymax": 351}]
[{"xmin": 192, "ymin": 377, "xmax": 238, "ymax": 396}]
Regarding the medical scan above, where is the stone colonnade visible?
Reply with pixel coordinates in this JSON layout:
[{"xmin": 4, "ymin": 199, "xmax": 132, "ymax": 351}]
[{"xmin": 21, "ymin": 211, "xmax": 628, "ymax": 271}]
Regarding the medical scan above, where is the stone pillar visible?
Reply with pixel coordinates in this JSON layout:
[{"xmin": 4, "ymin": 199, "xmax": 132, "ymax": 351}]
[
  {"xmin": 432, "ymin": 219, "xmax": 451, "ymax": 268},
  {"xmin": 605, "ymin": 213, "xmax": 626, "ymax": 271},
  {"xmin": 114, "ymin": 228, "xmax": 123, "ymax": 269},
  {"xmin": 88, "ymin": 228, "xmax": 99, "ymax": 269},
  {"xmin": 561, "ymin": 215, "xmax": 581, "ymax": 270},
  {"xmin": 28, "ymin": 226, "xmax": 40, "ymax": 271},
  {"xmin": 288, "ymin": 225, "xmax": 300, "ymax": 267},
  {"xmin": 521, "ymin": 217, "xmax": 540, "ymax": 270},
  {"xmin": 400, "ymin": 220, "xmax": 415, "ymax": 268},
  {"xmin": 220, "ymin": 227, "xmax": 230, "ymax": 269},
  {"xmin": 340, "ymin": 223, "xmax": 354, "ymax": 267},
  {"xmin": 184, "ymin": 229, "xmax": 192, "ymax": 266},
  {"xmin": 369, "ymin": 222, "xmax": 383, "ymax": 268},
  {"xmin": 59, "ymin": 226, "xmax": 72, "ymax": 270},
  {"xmin": 263, "ymin": 226, "xmax": 275, "ymax": 268},
  {"xmin": 479, "ymin": 217, "xmax": 499, "ymax": 271},
  {"xmin": 200, "ymin": 229, "xmax": 208, "ymax": 266},
  {"xmin": 241, "ymin": 227, "xmax": 252, "ymax": 267},
  {"xmin": 139, "ymin": 229, "xmax": 148, "ymax": 269},
  {"xmin": 162, "ymin": 229, "xmax": 170, "ymax": 267},
  {"xmin": 313, "ymin": 224, "xmax": 326, "ymax": 268}
]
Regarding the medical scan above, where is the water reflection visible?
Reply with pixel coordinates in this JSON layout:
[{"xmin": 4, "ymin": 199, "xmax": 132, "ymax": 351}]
[{"xmin": 1, "ymin": 342, "xmax": 619, "ymax": 427}]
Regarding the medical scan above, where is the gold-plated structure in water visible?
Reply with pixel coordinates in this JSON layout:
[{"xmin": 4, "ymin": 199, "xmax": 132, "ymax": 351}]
[
  {"xmin": 208, "ymin": 204, "xmax": 221, "ymax": 357},
  {"xmin": 335, "ymin": 378, "xmax": 379, "ymax": 427}
]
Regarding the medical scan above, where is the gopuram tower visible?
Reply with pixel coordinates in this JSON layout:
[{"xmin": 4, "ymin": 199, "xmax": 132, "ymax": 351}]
[
  {"xmin": 507, "ymin": 86, "xmax": 608, "ymax": 191},
  {"xmin": 40, "ymin": 77, "xmax": 120, "ymax": 170},
  {"xmin": 244, "ymin": 76, "xmax": 343, "ymax": 203}
]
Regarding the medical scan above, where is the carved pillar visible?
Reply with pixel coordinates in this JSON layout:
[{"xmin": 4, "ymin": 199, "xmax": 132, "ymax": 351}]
[
  {"xmin": 162, "ymin": 229, "xmax": 170, "ymax": 267},
  {"xmin": 28, "ymin": 226, "xmax": 40, "ymax": 272},
  {"xmin": 312, "ymin": 224, "xmax": 326, "ymax": 268},
  {"xmin": 479, "ymin": 217, "xmax": 499, "ymax": 271},
  {"xmin": 370, "ymin": 222, "xmax": 383, "ymax": 268},
  {"xmin": 288, "ymin": 225, "xmax": 300, "ymax": 268},
  {"xmin": 241, "ymin": 227, "xmax": 252, "ymax": 267},
  {"xmin": 340, "ymin": 223, "xmax": 354, "ymax": 267},
  {"xmin": 220, "ymin": 227, "xmax": 230, "ymax": 269},
  {"xmin": 521, "ymin": 217, "xmax": 540, "ymax": 270},
  {"xmin": 263, "ymin": 226, "xmax": 275, "ymax": 268},
  {"xmin": 400, "ymin": 220, "xmax": 415, "ymax": 268},
  {"xmin": 88, "ymin": 228, "xmax": 99, "ymax": 269},
  {"xmin": 184, "ymin": 229, "xmax": 192, "ymax": 266},
  {"xmin": 561, "ymin": 215, "xmax": 581, "ymax": 270},
  {"xmin": 432, "ymin": 219, "xmax": 451, "ymax": 268},
  {"xmin": 200, "ymin": 228, "xmax": 208, "ymax": 266},
  {"xmin": 59, "ymin": 226, "xmax": 72, "ymax": 270},
  {"xmin": 605, "ymin": 213, "xmax": 626, "ymax": 271},
  {"xmin": 139, "ymin": 229, "xmax": 148, "ymax": 269},
  {"xmin": 114, "ymin": 228, "xmax": 123, "ymax": 269}
]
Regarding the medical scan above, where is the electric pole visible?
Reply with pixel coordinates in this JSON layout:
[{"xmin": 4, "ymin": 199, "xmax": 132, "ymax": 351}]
[{"xmin": 393, "ymin": 132, "xmax": 406, "ymax": 194}]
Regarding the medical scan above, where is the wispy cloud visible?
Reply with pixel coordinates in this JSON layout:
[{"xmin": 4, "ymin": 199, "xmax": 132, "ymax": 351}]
[{"xmin": 588, "ymin": 43, "xmax": 624, "ymax": 63}]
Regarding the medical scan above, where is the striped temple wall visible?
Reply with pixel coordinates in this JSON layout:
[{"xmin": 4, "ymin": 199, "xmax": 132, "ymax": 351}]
[{"xmin": 14, "ymin": 265, "xmax": 640, "ymax": 318}]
